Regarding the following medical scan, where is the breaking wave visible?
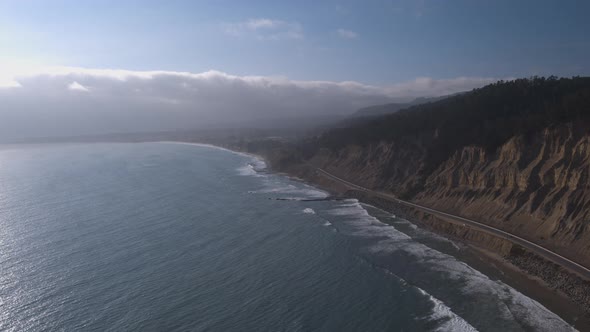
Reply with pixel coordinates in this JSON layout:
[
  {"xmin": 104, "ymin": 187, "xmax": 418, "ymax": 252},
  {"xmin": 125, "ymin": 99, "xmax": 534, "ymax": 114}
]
[
  {"xmin": 327, "ymin": 199, "xmax": 576, "ymax": 332},
  {"xmin": 415, "ymin": 287, "xmax": 478, "ymax": 332},
  {"xmin": 252, "ymin": 182, "xmax": 328, "ymax": 200},
  {"xmin": 303, "ymin": 208, "xmax": 316, "ymax": 214}
]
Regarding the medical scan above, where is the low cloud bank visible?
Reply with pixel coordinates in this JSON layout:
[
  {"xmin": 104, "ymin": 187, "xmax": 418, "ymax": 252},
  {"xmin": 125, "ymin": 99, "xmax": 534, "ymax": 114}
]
[{"xmin": 0, "ymin": 66, "xmax": 502, "ymax": 140}]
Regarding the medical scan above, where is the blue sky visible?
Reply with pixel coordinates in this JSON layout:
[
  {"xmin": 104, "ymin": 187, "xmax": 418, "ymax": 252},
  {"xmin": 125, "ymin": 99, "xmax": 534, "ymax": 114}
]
[
  {"xmin": 2, "ymin": 0, "xmax": 589, "ymax": 84},
  {"xmin": 0, "ymin": 0, "xmax": 589, "ymax": 140}
]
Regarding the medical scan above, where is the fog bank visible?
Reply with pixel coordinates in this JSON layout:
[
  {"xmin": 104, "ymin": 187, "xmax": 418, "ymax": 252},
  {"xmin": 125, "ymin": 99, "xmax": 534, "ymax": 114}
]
[{"xmin": 0, "ymin": 66, "xmax": 501, "ymax": 141}]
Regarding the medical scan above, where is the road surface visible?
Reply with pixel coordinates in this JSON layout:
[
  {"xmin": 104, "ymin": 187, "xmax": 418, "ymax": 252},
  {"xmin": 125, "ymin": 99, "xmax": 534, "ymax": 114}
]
[{"xmin": 316, "ymin": 168, "xmax": 590, "ymax": 280}]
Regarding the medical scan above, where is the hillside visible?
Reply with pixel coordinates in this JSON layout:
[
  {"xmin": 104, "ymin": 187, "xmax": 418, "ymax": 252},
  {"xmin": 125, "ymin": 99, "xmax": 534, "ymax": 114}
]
[
  {"xmin": 350, "ymin": 95, "xmax": 455, "ymax": 118},
  {"xmin": 266, "ymin": 76, "xmax": 590, "ymax": 268}
]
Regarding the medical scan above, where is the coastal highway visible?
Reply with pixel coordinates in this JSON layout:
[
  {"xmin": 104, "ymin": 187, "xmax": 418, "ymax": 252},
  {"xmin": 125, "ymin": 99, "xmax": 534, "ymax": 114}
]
[{"xmin": 315, "ymin": 168, "xmax": 590, "ymax": 281}]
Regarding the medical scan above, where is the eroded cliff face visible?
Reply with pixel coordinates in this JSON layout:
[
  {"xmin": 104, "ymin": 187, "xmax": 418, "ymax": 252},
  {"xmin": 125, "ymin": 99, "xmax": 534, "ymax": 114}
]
[
  {"xmin": 310, "ymin": 124, "xmax": 590, "ymax": 266},
  {"xmin": 309, "ymin": 136, "xmax": 430, "ymax": 196},
  {"xmin": 417, "ymin": 124, "xmax": 590, "ymax": 266}
]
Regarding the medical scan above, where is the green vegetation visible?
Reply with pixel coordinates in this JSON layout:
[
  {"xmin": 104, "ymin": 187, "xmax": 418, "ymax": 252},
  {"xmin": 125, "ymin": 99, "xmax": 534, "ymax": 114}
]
[
  {"xmin": 315, "ymin": 76, "xmax": 590, "ymax": 167},
  {"xmin": 350, "ymin": 95, "xmax": 454, "ymax": 118}
]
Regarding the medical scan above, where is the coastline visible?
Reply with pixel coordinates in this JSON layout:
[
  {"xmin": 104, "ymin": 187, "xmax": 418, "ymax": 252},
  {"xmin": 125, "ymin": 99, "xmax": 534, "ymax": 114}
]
[
  {"xmin": 13, "ymin": 140, "xmax": 586, "ymax": 329},
  {"xmin": 166, "ymin": 140, "xmax": 589, "ymax": 329},
  {"xmin": 157, "ymin": 141, "xmax": 265, "ymax": 162},
  {"xmin": 314, "ymin": 177, "xmax": 590, "ymax": 330},
  {"xmin": 236, "ymin": 146, "xmax": 590, "ymax": 330},
  {"xmin": 363, "ymin": 200, "xmax": 590, "ymax": 330},
  {"xmin": 334, "ymin": 193, "xmax": 588, "ymax": 328}
]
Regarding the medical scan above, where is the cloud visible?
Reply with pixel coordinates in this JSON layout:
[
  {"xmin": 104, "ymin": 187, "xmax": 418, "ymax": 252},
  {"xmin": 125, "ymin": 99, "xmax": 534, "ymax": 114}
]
[
  {"xmin": 68, "ymin": 81, "xmax": 89, "ymax": 92},
  {"xmin": 244, "ymin": 18, "xmax": 280, "ymax": 29},
  {"xmin": 337, "ymin": 29, "xmax": 358, "ymax": 39},
  {"xmin": 224, "ymin": 18, "xmax": 303, "ymax": 40},
  {"xmin": 0, "ymin": 65, "xmax": 504, "ymax": 141},
  {"xmin": 0, "ymin": 79, "xmax": 21, "ymax": 88}
]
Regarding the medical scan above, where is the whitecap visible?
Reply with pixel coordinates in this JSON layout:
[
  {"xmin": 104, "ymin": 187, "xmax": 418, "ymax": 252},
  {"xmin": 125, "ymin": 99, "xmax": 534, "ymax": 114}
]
[
  {"xmin": 237, "ymin": 163, "xmax": 258, "ymax": 176},
  {"xmin": 302, "ymin": 208, "xmax": 315, "ymax": 214},
  {"xmin": 330, "ymin": 200, "xmax": 576, "ymax": 332},
  {"xmin": 236, "ymin": 157, "xmax": 267, "ymax": 177},
  {"xmin": 250, "ymin": 159, "xmax": 267, "ymax": 171},
  {"xmin": 415, "ymin": 287, "xmax": 478, "ymax": 332},
  {"xmin": 253, "ymin": 183, "xmax": 328, "ymax": 199}
]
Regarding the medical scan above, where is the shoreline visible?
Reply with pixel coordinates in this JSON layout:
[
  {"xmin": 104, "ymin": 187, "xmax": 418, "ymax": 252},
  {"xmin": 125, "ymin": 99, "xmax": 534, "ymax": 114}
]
[
  {"xmin": 337, "ymin": 192, "xmax": 590, "ymax": 330},
  {"xmin": 222, "ymin": 146, "xmax": 590, "ymax": 330},
  {"xmin": 326, "ymin": 190, "xmax": 589, "ymax": 330},
  {"xmin": 366, "ymin": 201, "xmax": 590, "ymax": 329},
  {"xmin": 158, "ymin": 140, "xmax": 590, "ymax": 329},
  {"xmin": 3, "ymin": 140, "xmax": 587, "ymax": 328}
]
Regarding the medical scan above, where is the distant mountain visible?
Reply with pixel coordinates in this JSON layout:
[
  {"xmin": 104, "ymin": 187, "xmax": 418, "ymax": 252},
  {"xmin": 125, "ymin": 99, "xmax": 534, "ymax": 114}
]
[{"xmin": 350, "ymin": 94, "xmax": 458, "ymax": 118}]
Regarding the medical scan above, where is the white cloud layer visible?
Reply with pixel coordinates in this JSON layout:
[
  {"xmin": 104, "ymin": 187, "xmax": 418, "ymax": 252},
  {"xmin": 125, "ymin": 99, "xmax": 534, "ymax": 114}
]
[
  {"xmin": 337, "ymin": 29, "xmax": 358, "ymax": 39},
  {"xmin": 0, "ymin": 65, "xmax": 503, "ymax": 141},
  {"xmin": 224, "ymin": 18, "xmax": 304, "ymax": 40},
  {"xmin": 68, "ymin": 81, "xmax": 89, "ymax": 92}
]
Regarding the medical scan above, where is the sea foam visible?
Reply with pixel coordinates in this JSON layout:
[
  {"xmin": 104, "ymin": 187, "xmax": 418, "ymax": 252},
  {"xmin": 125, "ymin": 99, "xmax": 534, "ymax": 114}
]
[
  {"xmin": 253, "ymin": 182, "xmax": 328, "ymax": 200},
  {"xmin": 303, "ymin": 208, "xmax": 315, "ymax": 214},
  {"xmin": 415, "ymin": 287, "xmax": 478, "ymax": 332},
  {"xmin": 328, "ymin": 199, "xmax": 576, "ymax": 332}
]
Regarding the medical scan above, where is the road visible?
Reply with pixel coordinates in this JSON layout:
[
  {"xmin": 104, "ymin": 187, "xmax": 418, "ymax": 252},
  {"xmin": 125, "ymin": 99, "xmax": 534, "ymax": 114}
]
[{"xmin": 316, "ymin": 168, "xmax": 590, "ymax": 280}]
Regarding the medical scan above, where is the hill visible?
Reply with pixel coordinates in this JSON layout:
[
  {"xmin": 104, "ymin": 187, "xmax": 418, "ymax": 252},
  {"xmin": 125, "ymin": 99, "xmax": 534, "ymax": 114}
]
[
  {"xmin": 264, "ymin": 76, "xmax": 590, "ymax": 267},
  {"xmin": 350, "ymin": 95, "xmax": 456, "ymax": 118}
]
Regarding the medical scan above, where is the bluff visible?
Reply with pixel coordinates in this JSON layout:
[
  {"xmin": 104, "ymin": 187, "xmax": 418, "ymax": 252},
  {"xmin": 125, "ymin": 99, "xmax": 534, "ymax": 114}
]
[{"xmin": 263, "ymin": 77, "xmax": 590, "ymax": 268}]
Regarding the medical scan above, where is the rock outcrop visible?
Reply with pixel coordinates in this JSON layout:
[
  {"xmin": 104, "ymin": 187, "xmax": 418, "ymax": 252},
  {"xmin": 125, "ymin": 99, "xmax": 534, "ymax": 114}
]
[{"xmin": 307, "ymin": 124, "xmax": 590, "ymax": 268}]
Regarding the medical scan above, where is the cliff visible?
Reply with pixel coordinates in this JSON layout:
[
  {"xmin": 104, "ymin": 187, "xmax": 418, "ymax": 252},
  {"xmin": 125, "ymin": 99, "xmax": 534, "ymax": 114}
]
[
  {"xmin": 416, "ymin": 125, "xmax": 590, "ymax": 266},
  {"xmin": 310, "ymin": 124, "xmax": 590, "ymax": 267},
  {"xmin": 224, "ymin": 77, "xmax": 590, "ymax": 312},
  {"xmin": 286, "ymin": 77, "xmax": 590, "ymax": 268}
]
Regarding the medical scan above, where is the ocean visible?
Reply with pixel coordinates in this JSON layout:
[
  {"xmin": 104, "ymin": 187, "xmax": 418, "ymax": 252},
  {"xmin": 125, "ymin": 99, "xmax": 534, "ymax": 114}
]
[{"xmin": 0, "ymin": 142, "xmax": 577, "ymax": 331}]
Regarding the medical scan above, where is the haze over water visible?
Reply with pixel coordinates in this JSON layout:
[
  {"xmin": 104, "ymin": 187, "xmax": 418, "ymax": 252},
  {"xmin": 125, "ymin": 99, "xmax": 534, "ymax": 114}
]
[{"xmin": 0, "ymin": 143, "xmax": 576, "ymax": 331}]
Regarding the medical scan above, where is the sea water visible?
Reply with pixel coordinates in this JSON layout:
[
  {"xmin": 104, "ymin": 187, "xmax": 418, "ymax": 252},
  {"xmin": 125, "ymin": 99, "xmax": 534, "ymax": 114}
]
[{"xmin": 0, "ymin": 142, "xmax": 576, "ymax": 331}]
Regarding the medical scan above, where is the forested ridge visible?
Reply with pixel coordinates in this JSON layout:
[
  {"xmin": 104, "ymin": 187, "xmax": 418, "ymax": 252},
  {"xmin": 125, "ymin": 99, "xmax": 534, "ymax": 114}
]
[
  {"xmin": 317, "ymin": 76, "xmax": 590, "ymax": 165},
  {"xmin": 265, "ymin": 76, "xmax": 590, "ymax": 268}
]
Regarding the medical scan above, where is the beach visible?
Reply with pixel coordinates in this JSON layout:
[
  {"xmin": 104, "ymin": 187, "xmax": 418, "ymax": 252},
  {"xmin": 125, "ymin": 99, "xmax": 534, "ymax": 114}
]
[{"xmin": 248, "ymin": 149, "xmax": 590, "ymax": 331}]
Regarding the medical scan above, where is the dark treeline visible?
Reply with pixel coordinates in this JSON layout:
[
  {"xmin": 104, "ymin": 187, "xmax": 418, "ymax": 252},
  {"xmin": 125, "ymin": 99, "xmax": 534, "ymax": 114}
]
[{"xmin": 313, "ymin": 76, "xmax": 590, "ymax": 164}]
